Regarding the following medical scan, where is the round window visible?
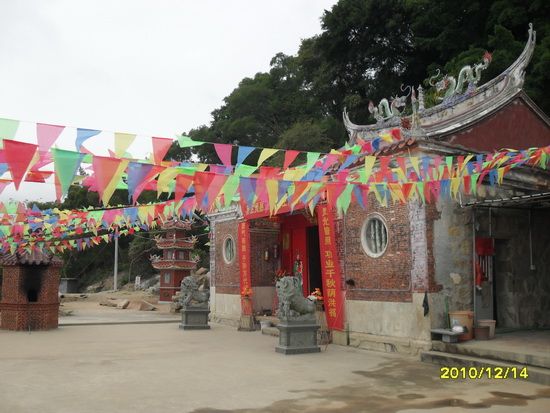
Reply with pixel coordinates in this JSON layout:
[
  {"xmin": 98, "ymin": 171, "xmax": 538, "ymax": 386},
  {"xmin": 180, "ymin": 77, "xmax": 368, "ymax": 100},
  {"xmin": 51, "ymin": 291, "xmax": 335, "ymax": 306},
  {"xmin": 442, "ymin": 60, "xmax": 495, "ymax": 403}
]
[
  {"xmin": 223, "ymin": 236, "xmax": 236, "ymax": 264},
  {"xmin": 361, "ymin": 214, "xmax": 388, "ymax": 258}
]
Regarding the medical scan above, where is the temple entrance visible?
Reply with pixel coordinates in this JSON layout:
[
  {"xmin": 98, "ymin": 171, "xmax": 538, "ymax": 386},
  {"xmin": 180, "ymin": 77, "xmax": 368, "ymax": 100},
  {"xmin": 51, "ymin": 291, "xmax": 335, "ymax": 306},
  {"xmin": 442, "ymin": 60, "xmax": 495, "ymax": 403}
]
[
  {"xmin": 280, "ymin": 212, "xmax": 320, "ymax": 297},
  {"xmin": 307, "ymin": 226, "xmax": 323, "ymax": 295}
]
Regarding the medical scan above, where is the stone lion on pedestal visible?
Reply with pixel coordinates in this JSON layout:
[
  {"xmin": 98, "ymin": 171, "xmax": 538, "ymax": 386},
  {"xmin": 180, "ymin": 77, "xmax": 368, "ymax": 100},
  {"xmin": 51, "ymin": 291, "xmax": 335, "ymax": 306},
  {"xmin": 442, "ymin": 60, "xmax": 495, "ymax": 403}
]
[
  {"xmin": 276, "ymin": 276, "xmax": 315, "ymax": 320},
  {"xmin": 180, "ymin": 276, "xmax": 210, "ymax": 308}
]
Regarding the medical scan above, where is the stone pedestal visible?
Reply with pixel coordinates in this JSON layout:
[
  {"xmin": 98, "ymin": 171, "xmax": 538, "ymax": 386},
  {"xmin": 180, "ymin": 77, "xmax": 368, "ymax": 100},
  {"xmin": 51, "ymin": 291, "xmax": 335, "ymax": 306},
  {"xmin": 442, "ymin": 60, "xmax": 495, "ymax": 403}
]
[
  {"xmin": 275, "ymin": 318, "xmax": 320, "ymax": 354},
  {"xmin": 180, "ymin": 305, "xmax": 210, "ymax": 330}
]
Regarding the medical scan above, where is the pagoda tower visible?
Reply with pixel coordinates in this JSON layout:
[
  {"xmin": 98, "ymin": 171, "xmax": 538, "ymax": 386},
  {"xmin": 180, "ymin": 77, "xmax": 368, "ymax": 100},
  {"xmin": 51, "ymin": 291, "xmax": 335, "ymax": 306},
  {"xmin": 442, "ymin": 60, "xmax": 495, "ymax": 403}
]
[{"xmin": 151, "ymin": 219, "xmax": 197, "ymax": 303}]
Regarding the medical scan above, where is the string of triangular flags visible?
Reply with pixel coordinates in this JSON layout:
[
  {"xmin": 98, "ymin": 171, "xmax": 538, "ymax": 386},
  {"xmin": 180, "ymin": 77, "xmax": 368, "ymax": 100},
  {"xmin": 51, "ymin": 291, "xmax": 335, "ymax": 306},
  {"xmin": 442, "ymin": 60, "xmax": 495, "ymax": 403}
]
[
  {"xmin": 0, "ymin": 198, "xmax": 199, "ymax": 254},
  {"xmin": 1, "ymin": 142, "xmax": 548, "ymax": 255},
  {"xmin": 0, "ymin": 116, "xmax": 402, "ymax": 204}
]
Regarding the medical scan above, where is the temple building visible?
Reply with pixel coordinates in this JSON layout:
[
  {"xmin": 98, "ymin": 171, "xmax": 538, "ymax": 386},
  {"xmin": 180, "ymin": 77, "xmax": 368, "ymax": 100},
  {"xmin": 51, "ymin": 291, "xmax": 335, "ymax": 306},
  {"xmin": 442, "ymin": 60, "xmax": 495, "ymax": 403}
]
[
  {"xmin": 150, "ymin": 219, "xmax": 197, "ymax": 303},
  {"xmin": 207, "ymin": 24, "xmax": 550, "ymax": 359}
]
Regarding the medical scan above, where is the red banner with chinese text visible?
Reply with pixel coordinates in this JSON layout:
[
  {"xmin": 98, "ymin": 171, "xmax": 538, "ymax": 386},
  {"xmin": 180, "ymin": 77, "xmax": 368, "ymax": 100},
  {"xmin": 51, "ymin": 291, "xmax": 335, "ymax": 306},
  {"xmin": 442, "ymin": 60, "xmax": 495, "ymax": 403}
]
[
  {"xmin": 317, "ymin": 204, "xmax": 344, "ymax": 330},
  {"xmin": 238, "ymin": 221, "xmax": 252, "ymax": 299}
]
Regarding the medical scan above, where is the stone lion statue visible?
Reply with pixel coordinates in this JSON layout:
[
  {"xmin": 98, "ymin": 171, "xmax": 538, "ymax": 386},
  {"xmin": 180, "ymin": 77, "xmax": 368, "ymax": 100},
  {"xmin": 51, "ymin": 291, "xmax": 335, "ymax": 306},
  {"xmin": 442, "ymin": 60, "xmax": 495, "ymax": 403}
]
[
  {"xmin": 276, "ymin": 276, "xmax": 315, "ymax": 320},
  {"xmin": 180, "ymin": 276, "xmax": 210, "ymax": 307}
]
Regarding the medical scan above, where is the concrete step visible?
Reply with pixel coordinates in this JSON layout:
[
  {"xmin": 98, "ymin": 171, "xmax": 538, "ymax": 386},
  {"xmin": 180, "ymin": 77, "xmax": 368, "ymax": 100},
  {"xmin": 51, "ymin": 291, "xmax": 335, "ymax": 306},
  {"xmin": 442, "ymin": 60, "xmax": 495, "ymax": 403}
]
[
  {"xmin": 421, "ymin": 350, "xmax": 550, "ymax": 385},
  {"xmin": 432, "ymin": 340, "xmax": 550, "ymax": 369}
]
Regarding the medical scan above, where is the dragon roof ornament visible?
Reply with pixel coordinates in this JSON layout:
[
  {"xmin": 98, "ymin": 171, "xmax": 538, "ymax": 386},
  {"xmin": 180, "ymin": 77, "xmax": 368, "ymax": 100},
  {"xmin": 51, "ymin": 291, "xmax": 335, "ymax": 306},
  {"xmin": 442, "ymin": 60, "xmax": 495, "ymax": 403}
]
[{"xmin": 343, "ymin": 24, "xmax": 537, "ymax": 145}]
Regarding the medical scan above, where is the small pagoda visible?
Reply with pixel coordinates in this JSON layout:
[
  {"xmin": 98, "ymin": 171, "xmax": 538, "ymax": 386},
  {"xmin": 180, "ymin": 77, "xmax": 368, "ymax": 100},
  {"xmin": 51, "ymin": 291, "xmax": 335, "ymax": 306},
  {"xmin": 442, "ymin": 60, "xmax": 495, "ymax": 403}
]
[{"xmin": 150, "ymin": 219, "xmax": 197, "ymax": 303}]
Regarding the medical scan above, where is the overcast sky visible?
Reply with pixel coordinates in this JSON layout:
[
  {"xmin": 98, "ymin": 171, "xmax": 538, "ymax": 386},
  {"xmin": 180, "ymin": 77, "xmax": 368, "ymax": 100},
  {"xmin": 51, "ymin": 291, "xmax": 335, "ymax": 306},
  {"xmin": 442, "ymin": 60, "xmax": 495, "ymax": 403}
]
[{"xmin": 0, "ymin": 0, "xmax": 338, "ymax": 202}]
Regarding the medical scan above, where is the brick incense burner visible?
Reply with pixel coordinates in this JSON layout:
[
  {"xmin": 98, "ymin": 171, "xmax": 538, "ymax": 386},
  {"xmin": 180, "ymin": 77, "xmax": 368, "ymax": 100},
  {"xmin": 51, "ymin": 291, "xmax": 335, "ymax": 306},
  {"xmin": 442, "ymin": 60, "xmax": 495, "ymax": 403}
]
[{"xmin": 0, "ymin": 250, "xmax": 62, "ymax": 331}]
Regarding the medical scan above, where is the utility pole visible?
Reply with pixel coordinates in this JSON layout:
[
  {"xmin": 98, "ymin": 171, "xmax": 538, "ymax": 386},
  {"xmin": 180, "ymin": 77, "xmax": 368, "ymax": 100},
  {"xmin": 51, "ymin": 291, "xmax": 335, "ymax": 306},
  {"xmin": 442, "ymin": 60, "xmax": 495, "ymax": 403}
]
[{"xmin": 113, "ymin": 235, "xmax": 118, "ymax": 291}]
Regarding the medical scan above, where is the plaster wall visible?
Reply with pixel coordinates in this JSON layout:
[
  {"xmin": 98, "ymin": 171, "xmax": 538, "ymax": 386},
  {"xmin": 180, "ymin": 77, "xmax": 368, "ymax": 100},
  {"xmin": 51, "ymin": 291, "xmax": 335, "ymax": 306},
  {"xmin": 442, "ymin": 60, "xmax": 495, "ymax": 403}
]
[
  {"xmin": 431, "ymin": 199, "xmax": 473, "ymax": 329},
  {"xmin": 345, "ymin": 293, "xmax": 432, "ymax": 355},
  {"xmin": 210, "ymin": 289, "xmax": 240, "ymax": 326}
]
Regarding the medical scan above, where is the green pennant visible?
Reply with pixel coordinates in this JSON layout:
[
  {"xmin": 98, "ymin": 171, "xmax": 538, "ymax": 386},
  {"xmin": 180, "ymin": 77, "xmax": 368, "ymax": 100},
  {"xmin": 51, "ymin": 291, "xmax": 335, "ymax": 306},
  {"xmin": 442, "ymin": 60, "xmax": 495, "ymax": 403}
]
[
  {"xmin": 223, "ymin": 175, "xmax": 240, "ymax": 208},
  {"xmin": 52, "ymin": 148, "xmax": 85, "ymax": 199},
  {"xmin": 306, "ymin": 152, "xmax": 320, "ymax": 173},
  {"xmin": 0, "ymin": 118, "xmax": 20, "ymax": 142},
  {"xmin": 234, "ymin": 164, "xmax": 257, "ymax": 177},
  {"xmin": 178, "ymin": 135, "xmax": 205, "ymax": 148},
  {"xmin": 336, "ymin": 184, "xmax": 353, "ymax": 214}
]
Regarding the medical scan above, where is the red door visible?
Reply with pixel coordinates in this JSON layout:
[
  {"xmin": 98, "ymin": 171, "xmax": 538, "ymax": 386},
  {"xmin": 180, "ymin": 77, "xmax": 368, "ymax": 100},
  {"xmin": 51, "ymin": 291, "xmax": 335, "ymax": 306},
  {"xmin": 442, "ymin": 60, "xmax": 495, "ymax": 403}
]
[{"xmin": 280, "ymin": 214, "xmax": 310, "ymax": 296}]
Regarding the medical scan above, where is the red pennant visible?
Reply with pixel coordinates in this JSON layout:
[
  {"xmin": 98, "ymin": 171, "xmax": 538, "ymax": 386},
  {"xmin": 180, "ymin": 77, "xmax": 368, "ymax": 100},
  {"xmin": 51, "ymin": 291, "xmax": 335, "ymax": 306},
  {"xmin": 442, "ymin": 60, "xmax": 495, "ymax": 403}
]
[
  {"xmin": 463, "ymin": 175, "xmax": 471, "ymax": 194},
  {"xmin": 325, "ymin": 182, "xmax": 346, "ymax": 208},
  {"xmin": 194, "ymin": 172, "xmax": 215, "ymax": 208},
  {"xmin": 25, "ymin": 170, "xmax": 53, "ymax": 183},
  {"xmin": 204, "ymin": 174, "xmax": 228, "ymax": 210},
  {"xmin": 92, "ymin": 156, "xmax": 122, "ymax": 200},
  {"xmin": 175, "ymin": 174, "xmax": 194, "ymax": 202},
  {"xmin": 283, "ymin": 150, "xmax": 300, "ymax": 169},
  {"xmin": 390, "ymin": 128, "xmax": 401, "ymax": 141},
  {"xmin": 401, "ymin": 182, "xmax": 414, "ymax": 200},
  {"xmin": 3, "ymin": 139, "xmax": 38, "ymax": 189},
  {"xmin": 152, "ymin": 137, "xmax": 173, "ymax": 164}
]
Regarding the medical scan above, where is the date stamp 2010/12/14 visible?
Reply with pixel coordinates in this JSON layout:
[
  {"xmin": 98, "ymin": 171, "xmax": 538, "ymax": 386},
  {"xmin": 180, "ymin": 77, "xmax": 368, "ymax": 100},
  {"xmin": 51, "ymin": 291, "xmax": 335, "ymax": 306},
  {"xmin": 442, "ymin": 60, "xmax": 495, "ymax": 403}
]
[{"xmin": 440, "ymin": 366, "xmax": 529, "ymax": 380}]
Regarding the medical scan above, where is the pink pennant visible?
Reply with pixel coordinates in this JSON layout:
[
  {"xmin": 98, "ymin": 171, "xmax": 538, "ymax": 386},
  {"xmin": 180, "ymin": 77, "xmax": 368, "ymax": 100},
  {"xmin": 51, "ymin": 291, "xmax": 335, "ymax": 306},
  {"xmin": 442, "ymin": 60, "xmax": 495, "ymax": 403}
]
[
  {"xmin": 214, "ymin": 143, "xmax": 233, "ymax": 167},
  {"xmin": 37, "ymin": 123, "xmax": 64, "ymax": 152},
  {"xmin": 3, "ymin": 139, "xmax": 38, "ymax": 189}
]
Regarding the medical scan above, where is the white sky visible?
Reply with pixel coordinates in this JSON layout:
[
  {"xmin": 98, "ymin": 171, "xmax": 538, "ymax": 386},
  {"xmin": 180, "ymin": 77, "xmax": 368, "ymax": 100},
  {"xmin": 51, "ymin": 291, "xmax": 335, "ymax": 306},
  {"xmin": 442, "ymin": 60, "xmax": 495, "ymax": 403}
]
[{"xmin": 0, "ymin": 0, "xmax": 338, "ymax": 202}]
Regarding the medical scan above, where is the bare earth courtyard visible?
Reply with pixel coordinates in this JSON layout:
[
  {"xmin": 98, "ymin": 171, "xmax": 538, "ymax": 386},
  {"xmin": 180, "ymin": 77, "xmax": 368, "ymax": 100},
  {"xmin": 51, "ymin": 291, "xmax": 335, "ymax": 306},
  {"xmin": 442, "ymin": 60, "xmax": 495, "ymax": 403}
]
[{"xmin": 0, "ymin": 322, "xmax": 549, "ymax": 413}]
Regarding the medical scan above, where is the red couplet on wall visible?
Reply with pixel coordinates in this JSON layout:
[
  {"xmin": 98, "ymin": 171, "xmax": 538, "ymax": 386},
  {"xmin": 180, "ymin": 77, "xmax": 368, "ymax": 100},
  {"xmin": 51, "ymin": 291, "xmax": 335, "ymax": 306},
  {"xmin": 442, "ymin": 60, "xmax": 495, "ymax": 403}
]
[
  {"xmin": 238, "ymin": 221, "xmax": 252, "ymax": 297},
  {"xmin": 317, "ymin": 204, "xmax": 344, "ymax": 330}
]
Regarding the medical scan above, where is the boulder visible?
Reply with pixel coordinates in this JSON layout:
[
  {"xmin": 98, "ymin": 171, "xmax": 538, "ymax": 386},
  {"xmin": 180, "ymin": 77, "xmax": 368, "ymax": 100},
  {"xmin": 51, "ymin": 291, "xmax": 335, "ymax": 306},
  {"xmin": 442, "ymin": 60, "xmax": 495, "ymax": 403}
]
[
  {"xmin": 116, "ymin": 299, "xmax": 130, "ymax": 309},
  {"xmin": 138, "ymin": 300, "xmax": 157, "ymax": 311}
]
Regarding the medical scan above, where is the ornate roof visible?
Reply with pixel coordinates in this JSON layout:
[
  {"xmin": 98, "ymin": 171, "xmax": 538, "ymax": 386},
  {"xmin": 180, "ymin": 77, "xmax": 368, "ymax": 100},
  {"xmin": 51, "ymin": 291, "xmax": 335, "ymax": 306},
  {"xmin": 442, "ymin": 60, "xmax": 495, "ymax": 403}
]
[
  {"xmin": 1, "ymin": 250, "xmax": 63, "ymax": 267},
  {"xmin": 151, "ymin": 260, "xmax": 197, "ymax": 270},
  {"xmin": 160, "ymin": 219, "xmax": 193, "ymax": 230},
  {"xmin": 155, "ymin": 239, "xmax": 196, "ymax": 250},
  {"xmin": 344, "ymin": 24, "xmax": 538, "ymax": 145}
]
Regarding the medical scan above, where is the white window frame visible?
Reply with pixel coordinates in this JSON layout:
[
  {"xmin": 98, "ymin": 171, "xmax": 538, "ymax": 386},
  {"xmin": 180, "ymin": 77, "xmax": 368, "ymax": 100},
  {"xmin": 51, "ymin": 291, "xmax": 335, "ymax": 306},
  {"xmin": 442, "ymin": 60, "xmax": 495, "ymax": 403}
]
[
  {"xmin": 360, "ymin": 213, "xmax": 389, "ymax": 258},
  {"xmin": 222, "ymin": 235, "xmax": 236, "ymax": 264}
]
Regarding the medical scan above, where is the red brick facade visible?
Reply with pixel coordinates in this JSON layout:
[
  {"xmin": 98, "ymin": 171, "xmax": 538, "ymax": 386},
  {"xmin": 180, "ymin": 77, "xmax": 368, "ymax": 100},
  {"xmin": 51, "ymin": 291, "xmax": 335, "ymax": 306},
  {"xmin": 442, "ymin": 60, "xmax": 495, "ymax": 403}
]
[
  {"xmin": 214, "ymin": 220, "xmax": 240, "ymax": 294},
  {"xmin": 0, "ymin": 264, "xmax": 60, "ymax": 331},
  {"xmin": 249, "ymin": 220, "xmax": 279, "ymax": 287},
  {"xmin": 343, "ymin": 196, "xmax": 413, "ymax": 302}
]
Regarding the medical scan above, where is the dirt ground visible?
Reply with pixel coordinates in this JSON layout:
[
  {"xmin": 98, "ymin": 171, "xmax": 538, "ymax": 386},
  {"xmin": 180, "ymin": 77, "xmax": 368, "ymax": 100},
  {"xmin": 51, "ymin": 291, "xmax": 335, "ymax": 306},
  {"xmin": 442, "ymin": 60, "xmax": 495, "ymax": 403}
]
[
  {"xmin": 0, "ymin": 322, "xmax": 549, "ymax": 413},
  {"xmin": 60, "ymin": 290, "xmax": 171, "ymax": 313}
]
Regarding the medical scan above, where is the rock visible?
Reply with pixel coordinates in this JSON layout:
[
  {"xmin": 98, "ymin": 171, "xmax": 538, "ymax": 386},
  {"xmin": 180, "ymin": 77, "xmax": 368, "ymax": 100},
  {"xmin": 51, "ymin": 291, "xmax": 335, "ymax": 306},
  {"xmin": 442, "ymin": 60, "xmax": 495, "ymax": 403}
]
[
  {"xmin": 170, "ymin": 302, "xmax": 182, "ymax": 313},
  {"xmin": 116, "ymin": 299, "xmax": 130, "ymax": 309},
  {"xmin": 99, "ymin": 299, "xmax": 118, "ymax": 307},
  {"xmin": 138, "ymin": 300, "xmax": 157, "ymax": 311}
]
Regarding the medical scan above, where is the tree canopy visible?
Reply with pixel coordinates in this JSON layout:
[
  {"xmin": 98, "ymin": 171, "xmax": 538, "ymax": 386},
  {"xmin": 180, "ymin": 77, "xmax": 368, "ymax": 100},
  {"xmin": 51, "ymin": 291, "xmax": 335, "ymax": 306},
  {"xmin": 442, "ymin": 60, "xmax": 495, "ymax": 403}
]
[{"xmin": 181, "ymin": 0, "xmax": 549, "ymax": 163}]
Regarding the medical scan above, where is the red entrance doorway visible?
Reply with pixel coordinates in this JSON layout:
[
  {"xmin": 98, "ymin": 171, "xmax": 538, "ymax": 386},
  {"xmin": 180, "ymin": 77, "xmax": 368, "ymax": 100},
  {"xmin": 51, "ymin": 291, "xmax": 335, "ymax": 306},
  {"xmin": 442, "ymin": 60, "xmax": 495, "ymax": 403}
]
[{"xmin": 280, "ymin": 213, "xmax": 322, "ymax": 297}]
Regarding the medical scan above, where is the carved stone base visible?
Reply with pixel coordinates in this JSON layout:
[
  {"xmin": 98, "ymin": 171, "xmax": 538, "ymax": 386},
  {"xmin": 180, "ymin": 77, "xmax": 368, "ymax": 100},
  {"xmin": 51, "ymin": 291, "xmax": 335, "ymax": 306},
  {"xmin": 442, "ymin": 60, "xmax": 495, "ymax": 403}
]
[
  {"xmin": 180, "ymin": 306, "xmax": 210, "ymax": 330},
  {"xmin": 238, "ymin": 314, "xmax": 256, "ymax": 331},
  {"xmin": 275, "ymin": 319, "xmax": 320, "ymax": 355}
]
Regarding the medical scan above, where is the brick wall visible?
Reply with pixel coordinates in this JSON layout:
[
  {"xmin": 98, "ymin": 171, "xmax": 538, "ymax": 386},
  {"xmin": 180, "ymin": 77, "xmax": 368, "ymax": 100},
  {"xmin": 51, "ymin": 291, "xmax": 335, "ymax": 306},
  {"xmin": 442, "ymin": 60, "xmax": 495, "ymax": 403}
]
[
  {"xmin": 214, "ymin": 220, "xmax": 239, "ymax": 294},
  {"xmin": 250, "ymin": 230, "xmax": 279, "ymax": 287},
  {"xmin": 0, "ymin": 264, "xmax": 60, "ymax": 331},
  {"xmin": 343, "ymin": 194, "xmax": 413, "ymax": 302}
]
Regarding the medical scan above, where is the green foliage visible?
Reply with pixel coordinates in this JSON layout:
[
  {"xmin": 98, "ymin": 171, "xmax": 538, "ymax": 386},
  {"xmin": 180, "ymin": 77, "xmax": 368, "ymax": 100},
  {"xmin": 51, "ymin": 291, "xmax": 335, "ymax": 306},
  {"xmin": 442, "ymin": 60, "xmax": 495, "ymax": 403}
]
[{"xmin": 128, "ymin": 233, "xmax": 159, "ymax": 279}]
